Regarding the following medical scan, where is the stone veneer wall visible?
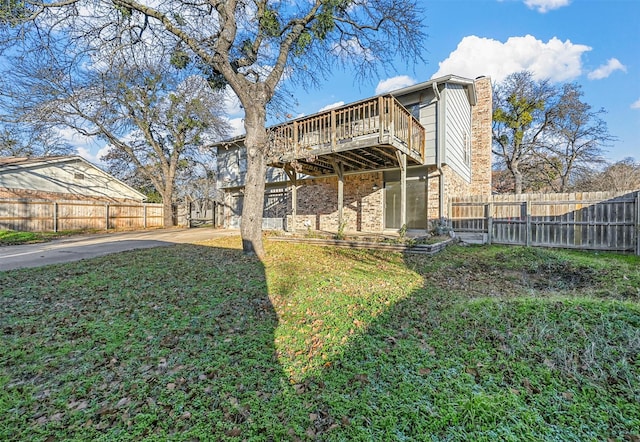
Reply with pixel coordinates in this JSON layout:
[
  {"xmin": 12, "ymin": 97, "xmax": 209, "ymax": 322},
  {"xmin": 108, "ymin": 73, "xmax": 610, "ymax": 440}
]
[
  {"xmin": 425, "ymin": 165, "xmax": 469, "ymax": 221},
  {"xmin": 469, "ymin": 77, "xmax": 493, "ymax": 196},
  {"xmin": 288, "ymin": 172, "xmax": 384, "ymax": 232},
  {"xmin": 426, "ymin": 166, "xmax": 440, "ymax": 220}
]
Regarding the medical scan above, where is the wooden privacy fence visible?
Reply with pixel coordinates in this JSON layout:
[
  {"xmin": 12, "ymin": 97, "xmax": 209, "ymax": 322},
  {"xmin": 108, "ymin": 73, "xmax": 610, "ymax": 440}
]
[
  {"xmin": 0, "ymin": 199, "xmax": 164, "ymax": 232},
  {"xmin": 450, "ymin": 191, "xmax": 640, "ymax": 255}
]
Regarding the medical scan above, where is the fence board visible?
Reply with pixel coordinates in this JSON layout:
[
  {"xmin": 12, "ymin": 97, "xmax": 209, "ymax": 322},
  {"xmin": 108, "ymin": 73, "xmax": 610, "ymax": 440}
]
[
  {"xmin": 0, "ymin": 199, "xmax": 164, "ymax": 232},
  {"xmin": 451, "ymin": 191, "xmax": 639, "ymax": 254}
]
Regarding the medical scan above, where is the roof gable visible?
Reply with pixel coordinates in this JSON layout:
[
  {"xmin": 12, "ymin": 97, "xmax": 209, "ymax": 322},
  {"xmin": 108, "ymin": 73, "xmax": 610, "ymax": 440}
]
[{"xmin": 0, "ymin": 155, "xmax": 146, "ymax": 201}]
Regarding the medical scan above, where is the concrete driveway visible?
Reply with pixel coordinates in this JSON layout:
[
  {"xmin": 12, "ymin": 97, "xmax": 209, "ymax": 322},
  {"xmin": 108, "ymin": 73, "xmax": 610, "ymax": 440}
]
[{"xmin": 0, "ymin": 228, "xmax": 238, "ymax": 271}]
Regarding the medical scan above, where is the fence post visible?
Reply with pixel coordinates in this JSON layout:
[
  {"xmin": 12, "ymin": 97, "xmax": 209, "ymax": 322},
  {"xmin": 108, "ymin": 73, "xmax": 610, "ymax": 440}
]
[
  {"xmin": 143, "ymin": 203, "xmax": 147, "ymax": 229},
  {"xmin": 486, "ymin": 202, "xmax": 493, "ymax": 245},
  {"xmin": 525, "ymin": 201, "xmax": 532, "ymax": 247},
  {"xmin": 105, "ymin": 203, "xmax": 110, "ymax": 230},
  {"xmin": 53, "ymin": 202, "xmax": 58, "ymax": 233}
]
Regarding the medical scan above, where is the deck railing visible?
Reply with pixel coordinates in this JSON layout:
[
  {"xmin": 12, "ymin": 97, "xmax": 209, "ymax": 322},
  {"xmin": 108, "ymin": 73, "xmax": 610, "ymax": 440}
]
[{"xmin": 270, "ymin": 95, "xmax": 425, "ymax": 161}]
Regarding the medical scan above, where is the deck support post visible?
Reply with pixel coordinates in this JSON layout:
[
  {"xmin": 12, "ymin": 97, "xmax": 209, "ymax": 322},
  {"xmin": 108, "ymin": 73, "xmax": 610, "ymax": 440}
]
[
  {"xmin": 331, "ymin": 160, "xmax": 345, "ymax": 230},
  {"xmin": 284, "ymin": 165, "xmax": 298, "ymax": 232},
  {"xmin": 397, "ymin": 151, "xmax": 407, "ymax": 228}
]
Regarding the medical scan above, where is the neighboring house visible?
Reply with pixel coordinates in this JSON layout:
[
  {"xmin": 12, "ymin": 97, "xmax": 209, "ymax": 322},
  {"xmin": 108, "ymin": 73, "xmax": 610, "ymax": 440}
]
[
  {"xmin": 217, "ymin": 75, "xmax": 492, "ymax": 233},
  {"xmin": 0, "ymin": 156, "xmax": 146, "ymax": 203}
]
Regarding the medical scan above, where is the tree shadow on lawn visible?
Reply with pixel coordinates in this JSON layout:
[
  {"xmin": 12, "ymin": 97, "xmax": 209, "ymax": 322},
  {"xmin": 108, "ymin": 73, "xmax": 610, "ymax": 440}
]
[
  {"xmin": 263, "ymin": 246, "xmax": 640, "ymax": 441},
  {"xmin": 1, "ymin": 242, "xmax": 638, "ymax": 441},
  {"xmin": 0, "ymin": 243, "xmax": 293, "ymax": 440},
  {"xmin": 296, "ymin": 248, "xmax": 640, "ymax": 441}
]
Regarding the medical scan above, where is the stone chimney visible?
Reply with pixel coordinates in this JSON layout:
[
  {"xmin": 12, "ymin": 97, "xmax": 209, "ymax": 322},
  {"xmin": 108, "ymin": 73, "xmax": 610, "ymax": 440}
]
[{"xmin": 470, "ymin": 76, "xmax": 493, "ymax": 196}]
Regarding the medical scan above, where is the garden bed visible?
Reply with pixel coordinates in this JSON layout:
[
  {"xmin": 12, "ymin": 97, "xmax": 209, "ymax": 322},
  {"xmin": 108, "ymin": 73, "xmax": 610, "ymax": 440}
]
[{"xmin": 268, "ymin": 231, "xmax": 455, "ymax": 254}]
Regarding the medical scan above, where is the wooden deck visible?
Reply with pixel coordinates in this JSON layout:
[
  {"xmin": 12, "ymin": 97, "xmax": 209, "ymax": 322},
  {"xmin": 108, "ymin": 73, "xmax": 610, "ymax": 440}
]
[{"xmin": 269, "ymin": 95, "xmax": 426, "ymax": 176}]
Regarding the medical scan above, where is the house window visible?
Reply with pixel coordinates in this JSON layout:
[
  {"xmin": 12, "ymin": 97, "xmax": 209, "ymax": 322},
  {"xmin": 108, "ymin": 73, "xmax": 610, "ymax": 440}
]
[{"xmin": 74, "ymin": 173, "xmax": 85, "ymax": 180}]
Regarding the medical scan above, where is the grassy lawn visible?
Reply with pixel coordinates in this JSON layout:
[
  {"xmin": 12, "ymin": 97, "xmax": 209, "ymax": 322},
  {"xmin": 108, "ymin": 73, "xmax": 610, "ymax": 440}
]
[
  {"xmin": 0, "ymin": 229, "xmax": 96, "ymax": 246},
  {"xmin": 1, "ymin": 237, "xmax": 639, "ymax": 441}
]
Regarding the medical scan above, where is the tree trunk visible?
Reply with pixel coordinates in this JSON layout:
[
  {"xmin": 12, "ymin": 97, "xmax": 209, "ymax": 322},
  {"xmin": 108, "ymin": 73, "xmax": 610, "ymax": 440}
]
[
  {"xmin": 513, "ymin": 169, "xmax": 523, "ymax": 194},
  {"xmin": 240, "ymin": 107, "xmax": 268, "ymax": 257},
  {"xmin": 162, "ymin": 196, "xmax": 174, "ymax": 227},
  {"xmin": 161, "ymin": 178, "xmax": 175, "ymax": 227}
]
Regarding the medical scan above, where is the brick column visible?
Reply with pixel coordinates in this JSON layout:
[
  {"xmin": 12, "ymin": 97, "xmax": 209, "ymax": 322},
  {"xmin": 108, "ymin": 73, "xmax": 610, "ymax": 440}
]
[{"xmin": 471, "ymin": 77, "xmax": 493, "ymax": 196}]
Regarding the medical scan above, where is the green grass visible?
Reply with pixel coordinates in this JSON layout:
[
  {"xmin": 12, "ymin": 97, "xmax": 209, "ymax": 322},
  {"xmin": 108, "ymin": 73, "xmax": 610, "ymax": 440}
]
[
  {"xmin": 0, "ymin": 229, "xmax": 95, "ymax": 246},
  {"xmin": 0, "ymin": 237, "xmax": 638, "ymax": 441}
]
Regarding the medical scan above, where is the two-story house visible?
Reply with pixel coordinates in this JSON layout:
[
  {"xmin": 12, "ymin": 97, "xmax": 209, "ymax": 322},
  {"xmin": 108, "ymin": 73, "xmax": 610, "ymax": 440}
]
[{"xmin": 217, "ymin": 74, "xmax": 492, "ymax": 233}]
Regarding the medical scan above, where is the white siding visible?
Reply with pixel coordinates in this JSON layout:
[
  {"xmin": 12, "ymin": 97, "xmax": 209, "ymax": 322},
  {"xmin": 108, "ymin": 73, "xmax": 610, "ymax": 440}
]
[
  {"xmin": 217, "ymin": 145, "xmax": 245, "ymax": 188},
  {"xmin": 217, "ymin": 144, "xmax": 287, "ymax": 189},
  {"xmin": 442, "ymin": 84, "xmax": 472, "ymax": 182},
  {"xmin": 397, "ymin": 90, "xmax": 437, "ymax": 166},
  {"xmin": 422, "ymin": 101, "xmax": 437, "ymax": 165},
  {"xmin": 0, "ymin": 159, "xmax": 145, "ymax": 201}
]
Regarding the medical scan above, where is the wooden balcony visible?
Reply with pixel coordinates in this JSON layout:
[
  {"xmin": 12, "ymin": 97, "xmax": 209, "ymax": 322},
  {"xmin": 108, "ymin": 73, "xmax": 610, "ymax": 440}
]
[{"xmin": 269, "ymin": 95, "xmax": 425, "ymax": 176}]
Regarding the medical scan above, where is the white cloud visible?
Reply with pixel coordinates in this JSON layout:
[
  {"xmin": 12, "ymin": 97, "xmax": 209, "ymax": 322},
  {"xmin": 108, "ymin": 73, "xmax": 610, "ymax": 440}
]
[
  {"xmin": 331, "ymin": 37, "xmax": 375, "ymax": 61},
  {"xmin": 75, "ymin": 144, "xmax": 112, "ymax": 165},
  {"xmin": 226, "ymin": 117, "xmax": 245, "ymax": 137},
  {"xmin": 222, "ymin": 86, "xmax": 243, "ymax": 116},
  {"xmin": 318, "ymin": 101, "xmax": 345, "ymax": 112},
  {"xmin": 631, "ymin": 98, "xmax": 640, "ymax": 110},
  {"xmin": 95, "ymin": 145, "xmax": 113, "ymax": 163},
  {"xmin": 524, "ymin": 0, "xmax": 571, "ymax": 13},
  {"xmin": 587, "ymin": 58, "xmax": 627, "ymax": 80},
  {"xmin": 53, "ymin": 127, "xmax": 105, "ymax": 164},
  {"xmin": 431, "ymin": 35, "xmax": 591, "ymax": 83},
  {"xmin": 75, "ymin": 146, "xmax": 96, "ymax": 162},
  {"xmin": 375, "ymin": 76, "xmax": 417, "ymax": 95}
]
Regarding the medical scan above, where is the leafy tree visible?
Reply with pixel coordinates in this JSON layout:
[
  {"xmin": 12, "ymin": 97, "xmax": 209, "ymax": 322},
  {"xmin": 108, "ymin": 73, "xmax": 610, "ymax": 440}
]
[
  {"xmin": 520, "ymin": 153, "xmax": 562, "ymax": 192},
  {"xmin": 493, "ymin": 73, "xmax": 612, "ymax": 194},
  {"xmin": 0, "ymin": 0, "xmax": 29, "ymax": 26},
  {"xmin": 1, "ymin": 0, "xmax": 425, "ymax": 256},
  {"xmin": 535, "ymin": 83, "xmax": 610, "ymax": 192},
  {"xmin": 492, "ymin": 155, "xmax": 561, "ymax": 194},
  {"xmin": 492, "ymin": 71, "xmax": 556, "ymax": 194}
]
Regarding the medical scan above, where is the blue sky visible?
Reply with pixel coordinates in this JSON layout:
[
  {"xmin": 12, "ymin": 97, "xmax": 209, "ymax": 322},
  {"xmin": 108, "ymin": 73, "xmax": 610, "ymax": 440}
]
[
  {"xmin": 260, "ymin": 0, "xmax": 639, "ymax": 163},
  {"xmin": 73, "ymin": 0, "xmax": 639, "ymax": 164}
]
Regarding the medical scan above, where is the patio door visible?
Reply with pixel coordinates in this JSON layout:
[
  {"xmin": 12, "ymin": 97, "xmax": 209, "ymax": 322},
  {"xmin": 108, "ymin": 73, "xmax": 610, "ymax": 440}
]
[{"xmin": 384, "ymin": 179, "xmax": 427, "ymax": 230}]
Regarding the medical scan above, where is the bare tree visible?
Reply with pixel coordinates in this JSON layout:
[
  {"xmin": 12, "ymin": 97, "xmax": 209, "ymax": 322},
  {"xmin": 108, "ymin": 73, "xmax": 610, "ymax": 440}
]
[
  {"xmin": 0, "ymin": 123, "xmax": 72, "ymax": 157},
  {"xmin": 535, "ymin": 83, "xmax": 611, "ymax": 192},
  {"xmin": 1, "ymin": 43, "xmax": 228, "ymax": 226},
  {"xmin": 492, "ymin": 71, "xmax": 557, "ymax": 194},
  {"xmin": 2, "ymin": 0, "xmax": 425, "ymax": 256},
  {"xmin": 572, "ymin": 157, "xmax": 640, "ymax": 192}
]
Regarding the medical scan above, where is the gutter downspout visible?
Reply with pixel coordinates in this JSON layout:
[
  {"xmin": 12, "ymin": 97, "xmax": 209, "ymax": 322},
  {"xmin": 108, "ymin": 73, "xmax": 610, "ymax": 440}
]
[{"xmin": 433, "ymin": 82, "xmax": 445, "ymax": 221}]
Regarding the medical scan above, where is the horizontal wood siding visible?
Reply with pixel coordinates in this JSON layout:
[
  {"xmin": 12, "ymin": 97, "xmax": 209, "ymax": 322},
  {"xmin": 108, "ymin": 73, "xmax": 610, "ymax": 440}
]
[
  {"xmin": 422, "ymin": 102, "xmax": 437, "ymax": 165},
  {"xmin": 0, "ymin": 200, "xmax": 164, "ymax": 232},
  {"xmin": 443, "ymin": 84, "xmax": 471, "ymax": 182},
  {"xmin": 0, "ymin": 160, "xmax": 144, "ymax": 202},
  {"xmin": 450, "ymin": 191, "xmax": 640, "ymax": 254}
]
